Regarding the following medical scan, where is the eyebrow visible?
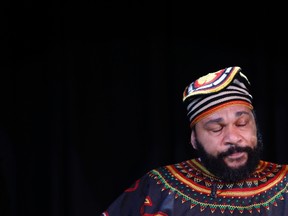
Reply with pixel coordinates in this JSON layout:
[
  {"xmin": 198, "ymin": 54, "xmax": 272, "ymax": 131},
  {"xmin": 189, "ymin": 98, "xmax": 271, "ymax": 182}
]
[{"xmin": 203, "ymin": 110, "xmax": 251, "ymax": 126}]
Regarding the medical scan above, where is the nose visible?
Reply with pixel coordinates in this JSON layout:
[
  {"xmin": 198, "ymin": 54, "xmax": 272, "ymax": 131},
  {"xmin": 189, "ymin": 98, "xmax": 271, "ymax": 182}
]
[{"xmin": 223, "ymin": 125, "xmax": 242, "ymax": 145}]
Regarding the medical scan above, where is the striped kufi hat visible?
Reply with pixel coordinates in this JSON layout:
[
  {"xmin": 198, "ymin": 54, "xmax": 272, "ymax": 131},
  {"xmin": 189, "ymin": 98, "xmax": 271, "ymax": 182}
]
[{"xmin": 183, "ymin": 66, "xmax": 253, "ymax": 127}]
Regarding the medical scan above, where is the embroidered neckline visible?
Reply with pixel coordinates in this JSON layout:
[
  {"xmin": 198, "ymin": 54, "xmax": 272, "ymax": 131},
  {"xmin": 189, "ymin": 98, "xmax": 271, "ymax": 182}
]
[{"xmin": 149, "ymin": 158, "xmax": 288, "ymax": 214}]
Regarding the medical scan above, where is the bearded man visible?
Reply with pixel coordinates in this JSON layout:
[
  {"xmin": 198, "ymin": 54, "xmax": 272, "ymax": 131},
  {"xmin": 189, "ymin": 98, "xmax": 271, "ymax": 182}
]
[{"xmin": 101, "ymin": 66, "xmax": 288, "ymax": 215}]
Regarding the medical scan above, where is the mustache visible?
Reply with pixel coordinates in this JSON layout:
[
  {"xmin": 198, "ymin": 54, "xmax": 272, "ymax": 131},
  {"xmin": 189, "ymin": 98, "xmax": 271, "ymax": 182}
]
[{"xmin": 218, "ymin": 146, "xmax": 253, "ymax": 158}]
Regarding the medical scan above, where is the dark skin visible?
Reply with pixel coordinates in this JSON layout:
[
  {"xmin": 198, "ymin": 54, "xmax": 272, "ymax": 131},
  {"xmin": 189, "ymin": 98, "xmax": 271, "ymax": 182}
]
[{"xmin": 191, "ymin": 105, "xmax": 258, "ymax": 170}]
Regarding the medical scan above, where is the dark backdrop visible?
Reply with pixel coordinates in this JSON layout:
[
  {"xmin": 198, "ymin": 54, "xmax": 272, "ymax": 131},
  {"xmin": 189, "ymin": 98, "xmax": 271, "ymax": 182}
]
[{"xmin": 2, "ymin": 2, "xmax": 288, "ymax": 216}]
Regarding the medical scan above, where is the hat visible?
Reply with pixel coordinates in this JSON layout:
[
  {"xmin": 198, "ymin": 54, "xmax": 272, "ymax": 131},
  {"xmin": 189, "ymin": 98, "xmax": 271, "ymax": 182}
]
[{"xmin": 183, "ymin": 66, "xmax": 253, "ymax": 127}]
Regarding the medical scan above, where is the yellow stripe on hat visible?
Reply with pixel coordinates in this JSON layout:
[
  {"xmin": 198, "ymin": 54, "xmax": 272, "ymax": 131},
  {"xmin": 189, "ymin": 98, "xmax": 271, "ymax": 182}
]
[{"xmin": 183, "ymin": 66, "xmax": 241, "ymax": 101}]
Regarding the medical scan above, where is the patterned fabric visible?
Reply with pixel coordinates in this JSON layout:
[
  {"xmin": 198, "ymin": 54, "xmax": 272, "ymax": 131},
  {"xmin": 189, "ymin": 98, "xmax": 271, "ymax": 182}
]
[
  {"xmin": 101, "ymin": 158, "xmax": 288, "ymax": 215},
  {"xmin": 183, "ymin": 66, "xmax": 253, "ymax": 127}
]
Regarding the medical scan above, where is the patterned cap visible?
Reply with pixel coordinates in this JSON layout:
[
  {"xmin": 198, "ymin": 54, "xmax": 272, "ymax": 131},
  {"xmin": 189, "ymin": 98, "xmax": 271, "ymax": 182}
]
[{"xmin": 183, "ymin": 66, "xmax": 253, "ymax": 127}]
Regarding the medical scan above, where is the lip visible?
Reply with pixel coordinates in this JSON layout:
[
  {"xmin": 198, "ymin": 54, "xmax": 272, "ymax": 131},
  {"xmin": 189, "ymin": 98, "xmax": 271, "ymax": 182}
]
[{"xmin": 226, "ymin": 152, "xmax": 245, "ymax": 159}]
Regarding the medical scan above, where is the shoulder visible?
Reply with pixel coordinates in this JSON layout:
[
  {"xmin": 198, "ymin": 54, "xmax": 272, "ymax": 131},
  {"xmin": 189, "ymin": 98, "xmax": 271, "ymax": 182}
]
[
  {"xmin": 259, "ymin": 160, "xmax": 288, "ymax": 168},
  {"xmin": 149, "ymin": 158, "xmax": 198, "ymax": 171},
  {"xmin": 146, "ymin": 158, "xmax": 201, "ymax": 180},
  {"xmin": 258, "ymin": 160, "xmax": 288, "ymax": 177}
]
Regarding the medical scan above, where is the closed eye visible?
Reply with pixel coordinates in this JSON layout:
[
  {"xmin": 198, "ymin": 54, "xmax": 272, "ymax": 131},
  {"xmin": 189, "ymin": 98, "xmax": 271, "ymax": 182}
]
[
  {"xmin": 210, "ymin": 126, "xmax": 223, "ymax": 133},
  {"xmin": 237, "ymin": 123, "xmax": 247, "ymax": 127},
  {"xmin": 236, "ymin": 119, "xmax": 249, "ymax": 127}
]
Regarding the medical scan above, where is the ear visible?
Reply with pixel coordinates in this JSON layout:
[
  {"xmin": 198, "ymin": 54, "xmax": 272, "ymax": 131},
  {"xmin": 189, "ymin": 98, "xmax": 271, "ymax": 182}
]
[{"xmin": 190, "ymin": 129, "xmax": 197, "ymax": 150}]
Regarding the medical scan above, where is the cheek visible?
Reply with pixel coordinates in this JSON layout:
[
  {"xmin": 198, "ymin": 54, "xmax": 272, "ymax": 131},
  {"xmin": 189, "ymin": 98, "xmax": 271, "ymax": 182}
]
[
  {"xmin": 198, "ymin": 136, "xmax": 220, "ymax": 157},
  {"xmin": 204, "ymin": 145, "xmax": 220, "ymax": 157},
  {"xmin": 249, "ymin": 134, "xmax": 258, "ymax": 147},
  {"xmin": 249, "ymin": 122, "xmax": 258, "ymax": 146},
  {"xmin": 245, "ymin": 125, "xmax": 258, "ymax": 147}
]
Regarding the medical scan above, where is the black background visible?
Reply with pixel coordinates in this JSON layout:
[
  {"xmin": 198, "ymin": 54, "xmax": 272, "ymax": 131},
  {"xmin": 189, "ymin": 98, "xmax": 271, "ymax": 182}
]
[{"xmin": 1, "ymin": 2, "xmax": 288, "ymax": 216}]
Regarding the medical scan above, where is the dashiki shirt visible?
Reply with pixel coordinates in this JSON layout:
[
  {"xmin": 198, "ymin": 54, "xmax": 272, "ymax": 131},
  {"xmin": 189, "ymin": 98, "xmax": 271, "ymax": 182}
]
[{"xmin": 101, "ymin": 158, "xmax": 288, "ymax": 215}]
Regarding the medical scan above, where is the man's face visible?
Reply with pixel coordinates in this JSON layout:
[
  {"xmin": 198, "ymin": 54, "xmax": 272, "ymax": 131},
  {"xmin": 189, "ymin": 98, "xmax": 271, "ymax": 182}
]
[{"xmin": 191, "ymin": 105, "xmax": 262, "ymax": 182}]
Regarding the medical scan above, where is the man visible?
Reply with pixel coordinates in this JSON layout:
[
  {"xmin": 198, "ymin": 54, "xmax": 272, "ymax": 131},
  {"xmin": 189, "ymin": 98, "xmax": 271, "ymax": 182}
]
[{"xmin": 101, "ymin": 66, "xmax": 288, "ymax": 215}]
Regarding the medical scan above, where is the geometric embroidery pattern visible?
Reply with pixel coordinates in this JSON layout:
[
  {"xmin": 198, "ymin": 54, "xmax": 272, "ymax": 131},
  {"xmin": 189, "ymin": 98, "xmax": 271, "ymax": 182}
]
[{"xmin": 148, "ymin": 159, "xmax": 288, "ymax": 214}]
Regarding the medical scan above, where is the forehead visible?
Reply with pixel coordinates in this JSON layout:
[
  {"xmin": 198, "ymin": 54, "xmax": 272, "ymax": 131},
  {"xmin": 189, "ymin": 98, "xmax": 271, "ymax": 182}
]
[{"xmin": 199, "ymin": 105, "xmax": 253, "ymax": 123}]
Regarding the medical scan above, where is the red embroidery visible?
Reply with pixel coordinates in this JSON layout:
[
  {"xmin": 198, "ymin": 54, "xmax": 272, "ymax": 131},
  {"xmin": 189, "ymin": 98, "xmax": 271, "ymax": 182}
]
[{"xmin": 125, "ymin": 179, "xmax": 140, "ymax": 192}]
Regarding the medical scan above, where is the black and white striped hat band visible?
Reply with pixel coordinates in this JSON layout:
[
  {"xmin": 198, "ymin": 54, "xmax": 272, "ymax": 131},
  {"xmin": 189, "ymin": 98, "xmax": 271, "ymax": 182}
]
[{"xmin": 183, "ymin": 66, "xmax": 253, "ymax": 127}]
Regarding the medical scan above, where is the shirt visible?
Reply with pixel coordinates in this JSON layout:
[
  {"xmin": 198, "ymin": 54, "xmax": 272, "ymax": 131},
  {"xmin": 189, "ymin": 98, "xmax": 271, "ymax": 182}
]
[{"xmin": 102, "ymin": 158, "xmax": 288, "ymax": 215}]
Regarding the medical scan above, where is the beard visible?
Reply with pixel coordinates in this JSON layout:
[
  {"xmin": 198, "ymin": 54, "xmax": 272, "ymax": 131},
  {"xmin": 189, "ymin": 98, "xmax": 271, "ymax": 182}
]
[{"xmin": 195, "ymin": 133, "xmax": 263, "ymax": 182}]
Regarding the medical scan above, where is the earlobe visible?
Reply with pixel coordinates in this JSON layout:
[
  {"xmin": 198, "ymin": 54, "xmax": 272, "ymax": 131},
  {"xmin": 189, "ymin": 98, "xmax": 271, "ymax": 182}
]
[{"xmin": 190, "ymin": 129, "xmax": 197, "ymax": 150}]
